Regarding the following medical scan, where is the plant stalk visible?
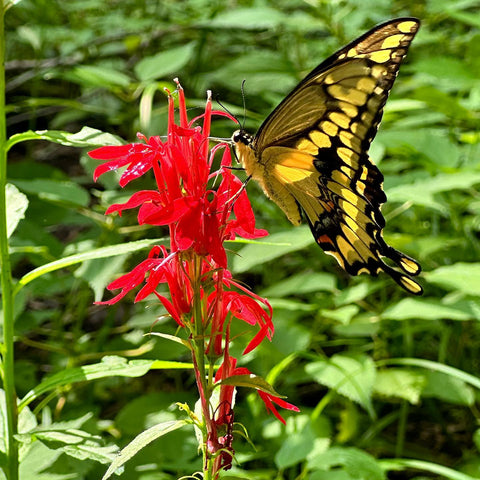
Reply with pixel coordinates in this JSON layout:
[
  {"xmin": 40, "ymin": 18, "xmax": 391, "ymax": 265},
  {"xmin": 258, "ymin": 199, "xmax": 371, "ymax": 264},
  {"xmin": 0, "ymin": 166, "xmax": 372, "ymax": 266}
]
[
  {"xmin": 0, "ymin": 4, "xmax": 19, "ymax": 479},
  {"xmin": 189, "ymin": 255, "xmax": 217, "ymax": 479}
]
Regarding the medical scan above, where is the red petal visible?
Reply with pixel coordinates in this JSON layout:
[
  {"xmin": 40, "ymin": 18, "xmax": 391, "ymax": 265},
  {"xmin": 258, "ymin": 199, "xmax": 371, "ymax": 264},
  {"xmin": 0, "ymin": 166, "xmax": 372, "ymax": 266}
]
[
  {"xmin": 89, "ymin": 144, "xmax": 133, "ymax": 160},
  {"xmin": 105, "ymin": 190, "xmax": 162, "ymax": 216}
]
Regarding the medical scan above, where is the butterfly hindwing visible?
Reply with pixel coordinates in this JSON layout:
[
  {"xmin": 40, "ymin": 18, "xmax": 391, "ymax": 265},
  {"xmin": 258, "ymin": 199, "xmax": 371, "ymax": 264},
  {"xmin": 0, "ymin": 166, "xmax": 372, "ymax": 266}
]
[{"xmin": 233, "ymin": 18, "xmax": 422, "ymax": 294}]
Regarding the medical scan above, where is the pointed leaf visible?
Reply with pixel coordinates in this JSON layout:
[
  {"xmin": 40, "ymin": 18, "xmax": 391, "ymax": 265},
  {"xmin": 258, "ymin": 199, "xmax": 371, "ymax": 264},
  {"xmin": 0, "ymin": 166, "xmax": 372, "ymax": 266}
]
[
  {"xmin": 7, "ymin": 127, "xmax": 123, "ymax": 151},
  {"xmin": 308, "ymin": 447, "xmax": 385, "ymax": 480},
  {"xmin": 102, "ymin": 420, "xmax": 187, "ymax": 480},
  {"xmin": 148, "ymin": 332, "xmax": 192, "ymax": 350},
  {"xmin": 135, "ymin": 43, "xmax": 195, "ymax": 81},
  {"xmin": 425, "ymin": 263, "xmax": 480, "ymax": 295},
  {"xmin": 19, "ymin": 356, "xmax": 191, "ymax": 410},
  {"xmin": 12, "ymin": 178, "xmax": 89, "ymax": 207},
  {"xmin": 217, "ymin": 374, "xmax": 285, "ymax": 398},
  {"xmin": 63, "ymin": 444, "xmax": 118, "ymax": 464},
  {"xmin": 378, "ymin": 358, "xmax": 480, "ymax": 391},
  {"xmin": 15, "ymin": 238, "xmax": 166, "ymax": 294},
  {"xmin": 306, "ymin": 354, "xmax": 376, "ymax": 418},
  {"xmin": 382, "ymin": 298, "xmax": 475, "ymax": 321},
  {"xmin": 6, "ymin": 183, "xmax": 28, "ymax": 238},
  {"xmin": 373, "ymin": 369, "xmax": 426, "ymax": 404},
  {"xmin": 379, "ymin": 458, "xmax": 479, "ymax": 480}
]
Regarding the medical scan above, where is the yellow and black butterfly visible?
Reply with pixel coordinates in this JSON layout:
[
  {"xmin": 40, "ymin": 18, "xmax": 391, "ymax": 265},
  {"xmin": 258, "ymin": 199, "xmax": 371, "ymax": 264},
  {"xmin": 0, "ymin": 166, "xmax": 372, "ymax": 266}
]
[{"xmin": 232, "ymin": 17, "xmax": 423, "ymax": 295}]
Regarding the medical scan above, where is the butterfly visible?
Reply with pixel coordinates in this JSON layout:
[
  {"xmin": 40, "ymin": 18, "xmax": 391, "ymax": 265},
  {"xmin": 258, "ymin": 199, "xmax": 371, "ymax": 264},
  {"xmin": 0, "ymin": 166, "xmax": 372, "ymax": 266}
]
[{"xmin": 232, "ymin": 17, "xmax": 423, "ymax": 295}]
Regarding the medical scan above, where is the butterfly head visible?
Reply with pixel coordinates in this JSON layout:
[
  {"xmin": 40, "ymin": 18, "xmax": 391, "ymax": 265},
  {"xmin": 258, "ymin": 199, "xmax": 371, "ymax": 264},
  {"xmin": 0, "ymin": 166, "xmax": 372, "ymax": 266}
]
[
  {"xmin": 231, "ymin": 129, "xmax": 259, "ymax": 177},
  {"xmin": 232, "ymin": 129, "xmax": 253, "ymax": 146}
]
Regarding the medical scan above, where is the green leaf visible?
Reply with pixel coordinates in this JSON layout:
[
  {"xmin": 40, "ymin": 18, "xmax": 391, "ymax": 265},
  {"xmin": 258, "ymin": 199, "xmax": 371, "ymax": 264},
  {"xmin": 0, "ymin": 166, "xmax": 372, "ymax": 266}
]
[
  {"xmin": 62, "ymin": 444, "xmax": 118, "ymax": 464},
  {"xmin": 334, "ymin": 282, "xmax": 381, "ymax": 306},
  {"xmin": 410, "ymin": 131, "xmax": 461, "ymax": 167},
  {"xmin": 425, "ymin": 263, "xmax": 480, "ymax": 295},
  {"xmin": 134, "ymin": 43, "xmax": 196, "ymax": 81},
  {"xmin": 148, "ymin": 332, "xmax": 192, "ymax": 350},
  {"xmin": 379, "ymin": 128, "xmax": 462, "ymax": 168},
  {"xmin": 260, "ymin": 271, "xmax": 336, "ymax": 297},
  {"xmin": 377, "ymin": 358, "xmax": 480, "ymax": 391},
  {"xmin": 268, "ymin": 298, "xmax": 317, "ymax": 312},
  {"xmin": 6, "ymin": 126, "xmax": 123, "ymax": 151},
  {"xmin": 26, "ymin": 413, "xmax": 91, "ymax": 434},
  {"xmin": 333, "ymin": 317, "xmax": 380, "ymax": 338},
  {"xmin": 115, "ymin": 393, "xmax": 180, "ymax": 435},
  {"xmin": 373, "ymin": 369, "xmax": 426, "ymax": 404},
  {"xmin": 6, "ymin": 183, "xmax": 28, "ymax": 238},
  {"xmin": 336, "ymin": 403, "xmax": 360, "ymax": 443},
  {"xmin": 18, "ymin": 441, "xmax": 64, "ymax": 480},
  {"xmin": 217, "ymin": 374, "xmax": 285, "ymax": 398},
  {"xmin": 232, "ymin": 226, "xmax": 314, "ymax": 273},
  {"xmin": 308, "ymin": 447, "xmax": 385, "ymax": 480},
  {"xmin": 17, "ymin": 429, "xmax": 91, "ymax": 446},
  {"xmin": 382, "ymin": 298, "xmax": 475, "ymax": 321},
  {"xmin": 422, "ymin": 370, "xmax": 475, "ymax": 406},
  {"xmin": 387, "ymin": 173, "xmax": 480, "ymax": 212},
  {"xmin": 16, "ymin": 427, "xmax": 118, "ymax": 467},
  {"xmin": 207, "ymin": 50, "xmax": 295, "ymax": 95},
  {"xmin": 11, "ymin": 179, "xmax": 89, "ymax": 208},
  {"xmin": 19, "ymin": 356, "xmax": 155, "ymax": 410},
  {"xmin": 380, "ymin": 458, "xmax": 479, "ymax": 480},
  {"xmin": 321, "ymin": 305, "xmax": 360, "ymax": 324},
  {"xmin": 14, "ymin": 238, "xmax": 166, "ymax": 294},
  {"xmin": 17, "ymin": 25, "xmax": 41, "ymax": 51},
  {"xmin": 413, "ymin": 56, "xmax": 476, "ymax": 89},
  {"xmin": 102, "ymin": 420, "xmax": 188, "ymax": 480},
  {"xmin": 69, "ymin": 65, "xmax": 132, "ymax": 88},
  {"xmin": 308, "ymin": 470, "xmax": 352, "ymax": 480},
  {"xmin": 275, "ymin": 416, "xmax": 320, "ymax": 469},
  {"xmin": 207, "ymin": 7, "xmax": 288, "ymax": 29},
  {"xmin": 306, "ymin": 354, "xmax": 376, "ymax": 418},
  {"xmin": 412, "ymin": 86, "xmax": 474, "ymax": 121},
  {"xmin": 0, "ymin": 390, "xmax": 37, "ymax": 472},
  {"xmin": 74, "ymin": 255, "xmax": 126, "ymax": 302}
]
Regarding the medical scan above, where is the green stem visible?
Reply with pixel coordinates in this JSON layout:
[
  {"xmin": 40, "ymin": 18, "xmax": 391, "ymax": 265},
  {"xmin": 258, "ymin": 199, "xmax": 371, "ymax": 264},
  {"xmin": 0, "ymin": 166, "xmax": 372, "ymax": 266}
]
[
  {"xmin": 0, "ymin": 4, "xmax": 19, "ymax": 479},
  {"xmin": 189, "ymin": 255, "xmax": 216, "ymax": 479}
]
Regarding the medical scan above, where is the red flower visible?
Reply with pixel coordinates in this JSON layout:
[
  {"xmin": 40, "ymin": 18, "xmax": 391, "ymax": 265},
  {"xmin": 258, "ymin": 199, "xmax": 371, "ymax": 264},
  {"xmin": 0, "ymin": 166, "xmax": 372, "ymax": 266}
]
[
  {"xmin": 91, "ymin": 80, "xmax": 298, "ymax": 444},
  {"xmin": 258, "ymin": 391, "xmax": 300, "ymax": 425},
  {"xmin": 89, "ymin": 86, "xmax": 264, "ymax": 267},
  {"xmin": 215, "ymin": 356, "xmax": 299, "ymax": 426},
  {"xmin": 91, "ymin": 135, "xmax": 164, "ymax": 187},
  {"xmin": 96, "ymin": 245, "xmax": 191, "ymax": 327}
]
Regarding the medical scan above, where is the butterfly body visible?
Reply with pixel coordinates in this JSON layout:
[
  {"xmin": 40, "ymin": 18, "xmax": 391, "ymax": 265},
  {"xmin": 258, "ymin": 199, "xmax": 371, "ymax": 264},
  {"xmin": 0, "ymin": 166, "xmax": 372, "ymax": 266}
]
[{"xmin": 233, "ymin": 18, "xmax": 423, "ymax": 294}]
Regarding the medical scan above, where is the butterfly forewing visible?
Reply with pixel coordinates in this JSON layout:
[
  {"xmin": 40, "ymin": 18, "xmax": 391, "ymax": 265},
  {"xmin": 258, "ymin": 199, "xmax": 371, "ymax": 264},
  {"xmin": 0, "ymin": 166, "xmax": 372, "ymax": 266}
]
[
  {"xmin": 256, "ymin": 18, "xmax": 419, "ymax": 150},
  {"xmin": 235, "ymin": 18, "xmax": 422, "ymax": 294}
]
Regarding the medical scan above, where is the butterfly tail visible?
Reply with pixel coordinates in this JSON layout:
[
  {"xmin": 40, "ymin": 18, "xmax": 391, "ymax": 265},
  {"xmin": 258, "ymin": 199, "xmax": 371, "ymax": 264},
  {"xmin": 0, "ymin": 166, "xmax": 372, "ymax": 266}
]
[
  {"xmin": 383, "ymin": 245, "xmax": 422, "ymax": 276},
  {"xmin": 381, "ymin": 263, "xmax": 423, "ymax": 295},
  {"xmin": 380, "ymin": 245, "xmax": 423, "ymax": 294}
]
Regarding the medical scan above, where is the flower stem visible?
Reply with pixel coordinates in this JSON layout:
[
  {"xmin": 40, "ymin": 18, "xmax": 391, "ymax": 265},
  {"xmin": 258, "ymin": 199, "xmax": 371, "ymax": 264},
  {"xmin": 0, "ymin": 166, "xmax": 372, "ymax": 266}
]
[
  {"xmin": 189, "ymin": 254, "xmax": 218, "ymax": 477},
  {"xmin": 0, "ymin": 4, "xmax": 19, "ymax": 479}
]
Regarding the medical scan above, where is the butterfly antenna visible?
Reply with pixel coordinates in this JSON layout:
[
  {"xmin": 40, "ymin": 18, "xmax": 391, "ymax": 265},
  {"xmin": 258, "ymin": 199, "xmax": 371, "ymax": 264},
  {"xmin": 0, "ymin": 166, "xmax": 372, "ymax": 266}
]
[
  {"xmin": 240, "ymin": 79, "xmax": 247, "ymax": 131},
  {"xmin": 215, "ymin": 94, "xmax": 241, "ymax": 127}
]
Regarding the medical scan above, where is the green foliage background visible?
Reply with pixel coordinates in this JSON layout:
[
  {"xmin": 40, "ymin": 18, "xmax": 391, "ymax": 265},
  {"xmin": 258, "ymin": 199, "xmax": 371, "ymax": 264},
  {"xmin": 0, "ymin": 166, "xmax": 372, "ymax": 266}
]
[{"xmin": 5, "ymin": 0, "xmax": 480, "ymax": 478}]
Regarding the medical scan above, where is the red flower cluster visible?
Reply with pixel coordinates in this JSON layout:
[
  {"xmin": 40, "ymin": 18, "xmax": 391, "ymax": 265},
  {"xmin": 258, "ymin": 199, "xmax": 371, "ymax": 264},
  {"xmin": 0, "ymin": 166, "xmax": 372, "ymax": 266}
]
[{"xmin": 89, "ymin": 80, "xmax": 298, "ymax": 472}]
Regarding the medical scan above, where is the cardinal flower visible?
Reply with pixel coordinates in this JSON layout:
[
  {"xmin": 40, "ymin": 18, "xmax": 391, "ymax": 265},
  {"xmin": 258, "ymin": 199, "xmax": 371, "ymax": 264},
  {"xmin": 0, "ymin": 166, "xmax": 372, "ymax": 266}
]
[{"xmin": 90, "ymin": 79, "xmax": 298, "ymax": 478}]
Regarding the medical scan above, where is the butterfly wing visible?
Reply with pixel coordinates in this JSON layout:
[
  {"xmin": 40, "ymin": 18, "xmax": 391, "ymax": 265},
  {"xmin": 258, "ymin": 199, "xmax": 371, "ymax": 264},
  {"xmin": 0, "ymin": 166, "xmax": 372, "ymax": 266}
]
[
  {"xmin": 236, "ymin": 18, "xmax": 422, "ymax": 294},
  {"xmin": 255, "ymin": 18, "xmax": 419, "ymax": 149}
]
